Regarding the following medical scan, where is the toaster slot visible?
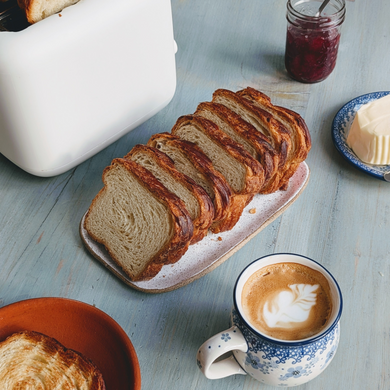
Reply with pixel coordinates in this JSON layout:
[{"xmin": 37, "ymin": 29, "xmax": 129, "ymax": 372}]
[{"xmin": 0, "ymin": 0, "xmax": 29, "ymax": 31}]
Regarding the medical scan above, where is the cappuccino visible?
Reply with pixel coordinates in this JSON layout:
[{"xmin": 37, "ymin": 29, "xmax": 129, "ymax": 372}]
[{"xmin": 241, "ymin": 262, "xmax": 332, "ymax": 340}]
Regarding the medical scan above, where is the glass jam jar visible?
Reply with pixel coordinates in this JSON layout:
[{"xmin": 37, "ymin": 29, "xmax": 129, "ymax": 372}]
[{"xmin": 285, "ymin": 0, "xmax": 346, "ymax": 83}]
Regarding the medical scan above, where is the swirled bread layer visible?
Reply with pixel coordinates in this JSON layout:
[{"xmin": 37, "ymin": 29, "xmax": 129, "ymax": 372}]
[{"xmin": 0, "ymin": 331, "xmax": 106, "ymax": 390}]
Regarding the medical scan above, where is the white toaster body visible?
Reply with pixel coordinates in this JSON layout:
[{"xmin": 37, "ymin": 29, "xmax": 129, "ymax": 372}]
[{"xmin": 0, "ymin": 0, "xmax": 177, "ymax": 176}]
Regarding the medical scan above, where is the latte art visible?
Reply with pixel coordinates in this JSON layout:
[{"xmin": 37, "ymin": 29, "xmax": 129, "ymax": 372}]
[
  {"xmin": 242, "ymin": 263, "xmax": 333, "ymax": 340},
  {"xmin": 263, "ymin": 284, "xmax": 319, "ymax": 328}
]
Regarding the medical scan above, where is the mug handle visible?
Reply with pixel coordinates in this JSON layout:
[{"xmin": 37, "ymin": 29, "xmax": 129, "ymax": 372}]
[{"xmin": 196, "ymin": 326, "xmax": 247, "ymax": 379}]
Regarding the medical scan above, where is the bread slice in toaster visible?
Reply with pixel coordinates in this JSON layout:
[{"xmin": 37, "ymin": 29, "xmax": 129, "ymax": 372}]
[
  {"xmin": 171, "ymin": 115, "xmax": 265, "ymax": 232},
  {"xmin": 147, "ymin": 133, "xmax": 236, "ymax": 232},
  {"xmin": 0, "ymin": 331, "xmax": 106, "ymax": 390},
  {"xmin": 84, "ymin": 158, "xmax": 193, "ymax": 281},
  {"xmin": 125, "ymin": 144, "xmax": 214, "ymax": 244},
  {"xmin": 237, "ymin": 87, "xmax": 311, "ymax": 188},
  {"xmin": 212, "ymin": 88, "xmax": 292, "ymax": 192},
  {"xmin": 194, "ymin": 101, "xmax": 280, "ymax": 193},
  {"xmin": 17, "ymin": 0, "xmax": 80, "ymax": 23}
]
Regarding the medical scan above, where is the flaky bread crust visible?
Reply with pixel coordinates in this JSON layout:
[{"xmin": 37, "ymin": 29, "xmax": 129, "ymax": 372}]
[
  {"xmin": 17, "ymin": 0, "xmax": 79, "ymax": 23},
  {"xmin": 237, "ymin": 87, "xmax": 311, "ymax": 188},
  {"xmin": 0, "ymin": 331, "xmax": 106, "ymax": 390},
  {"xmin": 195, "ymin": 102, "xmax": 280, "ymax": 194},
  {"xmin": 125, "ymin": 145, "xmax": 215, "ymax": 244},
  {"xmin": 85, "ymin": 159, "xmax": 193, "ymax": 280},
  {"xmin": 238, "ymin": 87, "xmax": 311, "ymax": 155},
  {"xmin": 147, "ymin": 133, "xmax": 232, "ymax": 225},
  {"xmin": 171, "ymin": 115, "xmax": 265, "ymax": 195},
  {"xmin": 210, "ymin": 193, "xmax": 254, "ymax": 233},
  {"xmin": 171, "ymin": 116, "xmax": 265, "ymax": 232},
  {"xmin": 212, "ymin": 89, "xmax": 291, "ymax": 168},
  {"xmin": 16, "ymin": 0, "xmax": 34, "ymax": 22}
]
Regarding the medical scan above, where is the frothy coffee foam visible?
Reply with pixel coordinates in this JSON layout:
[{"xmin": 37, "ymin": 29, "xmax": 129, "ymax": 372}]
[{"xmin": 241, "ymin": 263, "xmax": 332, "ymax": 341}]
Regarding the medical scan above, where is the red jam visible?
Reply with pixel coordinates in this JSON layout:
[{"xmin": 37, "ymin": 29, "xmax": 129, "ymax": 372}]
[{"xmin": 285, "ymin": 21, "xmax": 341, "ymax": 83}]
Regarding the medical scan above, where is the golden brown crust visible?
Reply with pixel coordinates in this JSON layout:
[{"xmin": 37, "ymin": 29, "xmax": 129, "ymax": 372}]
[
  {"xmin": 0, "ymin": 331, "xmax": 106, "ymax": 390},
  {"xmin": 212, "ymin": 89, "xmax": 292, "ymax": 168},
  {"xmin": 170, "ymin": 116, "xmax": 265, "ymax": 232},
  {"xmin": 125, "ymin": 145, "xmax": 214, "ymax": 244},
  {"xmin": 238, "ymin": 87, "xmax": 311, "ymax": 155},
  {"xmin": 281, "ymin": 106, "xmax": 312, "ymax": 152},
  {"xmin": 136, "ymin": 261, "xmax": 164, "ymax": 281},
  {"xmin": 16, "ymin": 0, "xmax": 32, "ymax": 22},
  {"xmin": 171, "ymin": 115, "xmax": 265, "ymax": 195},
  {"xmin": 194, "ymin": 102, "xmax": 280, "ymax": 193},
  {"xmin": 85, "ymin": 158, "xmax": 193, "ymax": 279},
  {"xmin": 17, "ymin": 0, "xmax": 80, "ymax": 23},
  {"xmin": 211, "ymin": 89, "xmax": 293, "ymax": 193},
  {"xmin": 148, "ymin": 133, "xmax": 233, "ymax": 225},
  {"xmin": 210, "ymin": 193, "xmax": 253, "ymax": 233},
  {"xmin": 237, "ymin": 87, "xmax": 311, "ymax": 189}
]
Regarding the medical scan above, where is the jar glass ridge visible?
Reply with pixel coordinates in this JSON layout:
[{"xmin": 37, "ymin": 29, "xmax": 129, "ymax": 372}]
[{"xmin": 285, "ymin": 0, "xmax": 346, "ymax": 83}]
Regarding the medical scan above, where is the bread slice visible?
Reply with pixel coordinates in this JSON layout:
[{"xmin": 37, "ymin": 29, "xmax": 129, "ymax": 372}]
[
  {"xmin": 17, "ymin": 0, "xmax": 79, "ymax": 23},
  {"xmin": 147, "ymin": 132, "xmax": 235, "ymax": 232},
  {"xmin": 84, "ymin": 158, "xmax": 193, "ymax": 281},
  {"xmin": 171, "ymin": 115, "xmax": 265, "ymax": 232},
  {"xmin": 237, "ymin": 87, "xmax": 311, "ymax": 187},
  {"xmin": 212, "ymin": 88, "xmax": 292, "ymax": 192},
  {"xmin": 171, "ymin": 115, "xmax": 264, "ymax": 195},
  {"xmin": 0, "ymin": 331, "xmax": 106, "ymax": 389},
  {"xmin": 125, "ymin": 144, "xmax": 214, "ymax": 244},
  {"xmin": 194, "ymin": 101, "xmax": 279, "ymax": 193}
]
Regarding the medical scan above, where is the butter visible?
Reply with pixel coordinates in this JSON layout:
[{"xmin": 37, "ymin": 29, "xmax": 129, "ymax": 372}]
[{"xmin": 347, "ymin": 94, "xmax": 390, "ymax": 165}]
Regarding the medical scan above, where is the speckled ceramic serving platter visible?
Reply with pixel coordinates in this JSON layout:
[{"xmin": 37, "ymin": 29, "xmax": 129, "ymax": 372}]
[
  {"xmin": 80, "ymin": 162, "xmax": 309, "ymax": 293},
  {"xmin": 332, "ymin": 91, "xmax": 390, "ymax": 182}
]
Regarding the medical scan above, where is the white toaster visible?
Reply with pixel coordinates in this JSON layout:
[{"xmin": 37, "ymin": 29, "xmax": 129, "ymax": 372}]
[{"xmin": 0, "ymin": 0, "xmax": 177, "ymax": 177}]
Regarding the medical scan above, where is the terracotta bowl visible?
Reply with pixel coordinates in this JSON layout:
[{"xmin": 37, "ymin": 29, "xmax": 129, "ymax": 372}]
[{"xmin": 0, "ymin": 297, "xmax": 141, "ymax": 390}]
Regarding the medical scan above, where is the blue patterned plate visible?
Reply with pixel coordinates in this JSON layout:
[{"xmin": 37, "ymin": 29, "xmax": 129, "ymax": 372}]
[{"xmin": 332, "ymin": 91, "xmax": 390, "ymax": 182}]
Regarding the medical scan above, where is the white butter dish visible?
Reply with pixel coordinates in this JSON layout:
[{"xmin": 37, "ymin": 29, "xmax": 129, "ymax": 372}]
[{"xmin": 0, "ymin": 0, "xmax": 177, "ymax": 176}]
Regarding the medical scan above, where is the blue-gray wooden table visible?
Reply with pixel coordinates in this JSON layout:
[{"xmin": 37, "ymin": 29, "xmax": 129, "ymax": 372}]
[{"xmin": 1, "ymin": 0, "xmax": 389, "ymax": 389}]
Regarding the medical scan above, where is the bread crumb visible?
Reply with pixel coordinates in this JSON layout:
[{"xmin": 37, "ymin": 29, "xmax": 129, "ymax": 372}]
[
  {"xmin": 59, "ymin": 13, "xmax": 62, "ymax": 17},
  {"xmin": 249, "ymin": 208, "xmax": 256, "ymax": 214},
  {"xmin": 217, "ymin": 236, "xmax": 222, "ymax": 241}
]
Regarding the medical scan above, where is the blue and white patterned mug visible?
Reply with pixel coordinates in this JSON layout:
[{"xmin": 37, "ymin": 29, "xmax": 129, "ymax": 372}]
[{"xmin": 196, "ymin": 253, "xmax": 343, "ymax": 387}]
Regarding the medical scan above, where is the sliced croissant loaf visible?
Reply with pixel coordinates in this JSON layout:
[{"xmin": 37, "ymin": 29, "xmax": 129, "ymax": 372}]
[
  {"xmin": 17, "ymin": 0, "xmax": 80, "ymax": 23},
  {"xmin": 147, "ymin": 133, "xmax": 234, "ymax": 232},
  {"xmin": 212, "ymin": 88, "xmax": 292, "ymax": 192},
  {"xmin": 0, "ymin": 331, "xmax": 106, "ymax": 390},
  {"xmin": 171, "ymin": 115, "xmax": 264, "ymax": 232},
  {"xmin": 237, "ymin": 87, "xmax": 311, "ymax": 185},
  {"xmin": 194, "ymin": 101, "xmax": 279, "ymax": 192},
  {"xmin": 84, "ymin": 158, "xmax": 193, "ymax": 281},
  {"xmin": 125, "ymin": 144, "xmax": 214, "ymax": 244}
]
